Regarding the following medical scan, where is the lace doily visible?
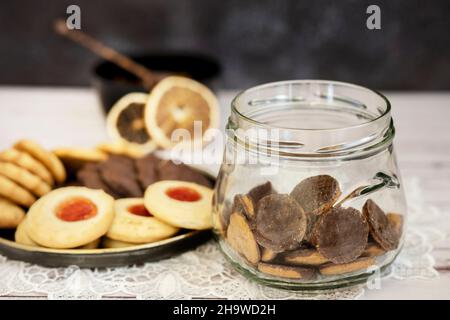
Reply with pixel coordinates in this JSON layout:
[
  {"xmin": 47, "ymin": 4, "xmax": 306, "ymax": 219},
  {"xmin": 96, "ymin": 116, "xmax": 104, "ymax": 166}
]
[{"xmin": 0, "ymin": 178, "xmax": 446, "ymax": 300}]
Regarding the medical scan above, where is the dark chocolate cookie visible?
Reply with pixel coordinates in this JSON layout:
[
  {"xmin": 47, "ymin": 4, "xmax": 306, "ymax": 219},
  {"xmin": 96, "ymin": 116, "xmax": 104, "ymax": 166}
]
[
  {"xmin": 247, "ymin": 181, "xmax": 275, "ymax": 210},
  {"xmin": 76, "ymin": 163, "xmax": 120, "ymax": 198},
  {"xmin": 290, "ymin": 175, "xmax": 341, "ymax": 215},
  {"xmin": 363, "ymin": 199, "xmax": 400, "ymax": 251},
  {"xmin": 255, "ymin": 194, "xmax": 307, "ymax": 252},
  {"xmin": 99, "ymin": 155, "xmax": 143, "ymax": 197},
  {"xmin": 158, "ymin": 160, "xmax": 212, "ymax": 188},
  {"xmin": 135, "ymin": 153, "xmax": 160, "ymax": 189},
  {"xmin": 312, "ymin": 207, "xmax": 369, "ymax": 264}
]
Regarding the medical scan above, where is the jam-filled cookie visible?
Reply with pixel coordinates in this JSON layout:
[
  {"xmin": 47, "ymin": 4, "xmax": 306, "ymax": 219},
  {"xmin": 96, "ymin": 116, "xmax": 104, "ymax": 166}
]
[
  {"xmin": 15, "ymin": 215, "xmax": 101, "ymax": 249},
  {"xmin": 106, "ymin": 198, "xmax": 179, "ymax": 243},
  {"xmin": 15, "ymin": 216, "xmax": 39, "ymax": 246},
  {"xmin": 144, "ymin": 180, "xmax": 213, "ymax": 230},
  {"xmin": 102, "ymin": 237, "xmax": 136, "ymax": 249},
  {"xmin": 26, "ymin": 187, "xmax": 114, "ymax": 249}
]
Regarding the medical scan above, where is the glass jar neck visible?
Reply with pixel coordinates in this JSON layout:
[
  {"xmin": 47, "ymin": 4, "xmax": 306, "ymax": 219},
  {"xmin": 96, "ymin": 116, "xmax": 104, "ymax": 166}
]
[{"xmin": 228, "ymin": 80, "xmax": 394, "ymax": 159}]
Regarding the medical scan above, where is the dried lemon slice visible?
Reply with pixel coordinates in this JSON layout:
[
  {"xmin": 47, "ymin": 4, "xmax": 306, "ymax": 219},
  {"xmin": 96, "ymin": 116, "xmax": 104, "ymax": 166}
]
[
  {"xmin": 106, "ymin": 92, "xmax": 157, "ymax": 154},
  {"xmin": 144, "ymin": 76, "xmax": 219, "ymax": 149}
]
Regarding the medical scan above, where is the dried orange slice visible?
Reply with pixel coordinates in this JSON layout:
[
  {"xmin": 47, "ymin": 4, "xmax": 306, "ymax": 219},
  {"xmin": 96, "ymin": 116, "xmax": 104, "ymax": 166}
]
[
  {"xmin": 144, "ymin": 76, "xmax": 219, "ymax": 149},
  {"xmin": 106, "ymin": 92, "xmax": 157, "ymax": 154}
]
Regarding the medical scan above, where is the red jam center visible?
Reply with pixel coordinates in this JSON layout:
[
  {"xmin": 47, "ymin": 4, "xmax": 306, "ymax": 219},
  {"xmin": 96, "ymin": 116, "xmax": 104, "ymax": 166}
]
[
  {"xmin": 128, "ymin": 204, "xmax": 152, "ymax": 217},
  {"xmin": 166, "ymin": 187, "xmax": 202, "ymax": 202},
  {"xmin": 56, "ymin": 197, "xmax": 98, "ymax": 222}
]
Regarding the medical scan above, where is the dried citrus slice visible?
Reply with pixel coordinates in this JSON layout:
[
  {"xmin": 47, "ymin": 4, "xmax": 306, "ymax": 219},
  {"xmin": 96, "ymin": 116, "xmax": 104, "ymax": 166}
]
[
  {"xmin": 106, "ymin": 92, "xmax": 157, "ymax": 154},
  {"xmin": 144, "ymin": 76, "xmax": 219, "ymax": 148}
]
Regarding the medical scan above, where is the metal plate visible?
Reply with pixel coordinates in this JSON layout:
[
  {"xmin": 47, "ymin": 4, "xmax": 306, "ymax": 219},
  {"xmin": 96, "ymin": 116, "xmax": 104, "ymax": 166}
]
[{"xmin": 0, "ymin": 229, "xmax": 211, "ymax": 268}]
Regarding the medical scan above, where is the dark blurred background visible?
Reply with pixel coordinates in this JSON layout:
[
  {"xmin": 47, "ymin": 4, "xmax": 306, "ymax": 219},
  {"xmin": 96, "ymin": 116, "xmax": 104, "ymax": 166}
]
[{"xmin": 0, "ymin": 0, "xmax": 449, "ymax": 90}]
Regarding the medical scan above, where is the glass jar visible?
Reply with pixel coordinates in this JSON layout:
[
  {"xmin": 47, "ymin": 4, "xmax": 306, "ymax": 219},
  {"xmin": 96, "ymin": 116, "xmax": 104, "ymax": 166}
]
[{"xmin": 212, "ymin": 80, "xmax": 407, "ymax": 290}]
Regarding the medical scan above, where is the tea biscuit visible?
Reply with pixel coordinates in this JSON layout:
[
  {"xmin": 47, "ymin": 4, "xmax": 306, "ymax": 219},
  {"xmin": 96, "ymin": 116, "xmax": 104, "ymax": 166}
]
[
  {"xmin": 0, "ymin": 197, "xmax": 25, "ymax": 228},
  {"xmin": 0, "ymin": 162, "xmax": 51, "ymax": 197},
  {"xmin": 102, "ymin": 237, "xmax": 135, "ymax": 248},
  {"xmin": 258, "ymin": 262, "xmax": 315, "ymax": 280},
  {"xmin": 312, "ymin": 207, "xmax": 369, "ymax": 264},
  {"xmin": 15, "ymin": 140, "xmax": 66, "ymax": 184},
  {"xmin": 290, "ymin": 175, "xmax": 341, "ymax": 215},
  {"xmin": 255, "ymin": 194, "xmax": 307, "ymax": 252},
  {"xmin": 53, "ymin": 147, "xmax": 108, "ymax": 173},
  {"xmin": 363, "ymin": 200, "xmax": 400, "ymax": 251},
  {"xmin": 26, "ymin": 187, "xmax": 114, "ymax": 249},
  {"xmin": 0, "ymin": 175, "xmax": 36, "ymax": 207},
  {"xmin": 319, "ymin": 257, "xmax": 375, "ymax": 276},
  {"xmin": 226, "ymin": 212, "xmax": 260, "ymax": 265},
  {"xmin": 96, "ymin": 142, "xmax": 147, "ymax": 159},
  {"xmin": 144, "ymin": 180, "xmax": 213, "ymax": 230},
  {"xmin": 0, "ymin": 148, "xmax": 54, "ymax": 185},
  {"xmin": 15, "ymin": 216, "xmax": 39, "ymax": 247},
  {"xmin": 283, "ymin": 248, "xmax": 329, "ymax": 266},
  {"xmin": 106, "ymin": 198, "xmax": 179, "ymax": 243}
]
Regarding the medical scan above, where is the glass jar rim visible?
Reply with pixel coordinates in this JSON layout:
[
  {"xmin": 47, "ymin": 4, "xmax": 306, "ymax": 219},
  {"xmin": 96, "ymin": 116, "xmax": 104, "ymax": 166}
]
[
  {"xmin": 231, "ymin": 79, "xmax": 391, "ymax": 132},
  {"xmin": 228, "ymin": 80, "xmax": 394, "ymax": 158}
]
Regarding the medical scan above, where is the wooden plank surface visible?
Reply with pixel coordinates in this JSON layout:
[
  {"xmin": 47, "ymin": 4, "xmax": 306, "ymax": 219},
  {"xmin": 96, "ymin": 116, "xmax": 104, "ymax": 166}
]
[{"xmin": 0, "ymin": 87, "xmax": 449, "ymax": 299}]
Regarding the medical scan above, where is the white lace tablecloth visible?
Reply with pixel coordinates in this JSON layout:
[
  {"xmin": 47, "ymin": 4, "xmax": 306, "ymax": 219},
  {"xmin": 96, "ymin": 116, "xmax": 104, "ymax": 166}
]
[{"xmin": 0, "ymin": 177, "xmax": 447, "ymax": 300}]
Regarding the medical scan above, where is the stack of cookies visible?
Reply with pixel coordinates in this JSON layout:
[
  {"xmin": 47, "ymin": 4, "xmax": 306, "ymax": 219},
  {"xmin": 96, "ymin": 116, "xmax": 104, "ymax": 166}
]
[
  {"xmin": 220, "ymin": 176, "xmax": 404, "ymax": 280},
  {"xmin": 0, "ymin": 140, "xmax": 66, "ymax": 229}
]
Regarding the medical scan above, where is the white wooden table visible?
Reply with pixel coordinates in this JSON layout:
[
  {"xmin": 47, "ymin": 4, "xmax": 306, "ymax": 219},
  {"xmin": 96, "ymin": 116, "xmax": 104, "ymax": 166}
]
[{"xmin": 0, "ymin": 87, "xmax": 449, "ymax": 299}]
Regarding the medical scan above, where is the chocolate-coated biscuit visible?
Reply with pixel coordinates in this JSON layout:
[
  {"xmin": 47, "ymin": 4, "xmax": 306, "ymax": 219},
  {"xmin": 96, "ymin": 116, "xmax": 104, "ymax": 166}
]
[
  {"xmin": 387, "ymin": 213, "xmax": 404, "ymax": 236},
  {"xmin": 290, "ymin": 175, "xmax": 341, "ymax": 215},
  {"xmin": 319, "ymin": 257, "xmax": 375, "ymax": 276},
  {"xmin": 231, "ymin": 194, "xmax": 255, "ymax": 221},
  {"xmin": 226, "ymin": 212, "xmax": 260, "ymax": 265},
  {"xmin": 255, "ymin": 194, "xmax": 307, "ymax": 252},
  {"xmin": 312, "ymin": 207, "xmax": 369, "ymax": 264},
  {"xmin": 99, "ymin": 155, "xmax": 143, "ymax": 197},
  {"xmin": 158, "ymin": 160, "xmax": 212, "ymax": 188},
  {"xmin": 77, "ymin": 163, "xmax": 121, "ymax": 198},
  {"xmin": 361, "ymin": 242, "xmax": 386, "ymax": 258},
  {"xmin": 283, "ymin": 248, "xmax": 329, "ymax": 266},
  {"xmin": 247, "ymin": 181, "xmax": 274, "ymax": 211},
  {"xmin": 363, "ymin": 200, "xmax": 400, "ymax": 251},
  {"xmin": 260, "ymin": 247, "xmax": 278, "ymax": 262},
  {"xmin": 135, "ymin": 153, "xmax": 160, "ymax": 189},
  {"xmin": 257, "ymin": 262, "xmax": 316, "ymax": 280}
]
